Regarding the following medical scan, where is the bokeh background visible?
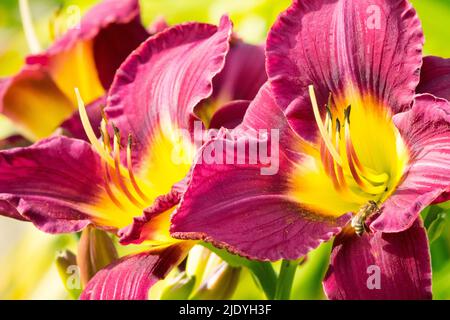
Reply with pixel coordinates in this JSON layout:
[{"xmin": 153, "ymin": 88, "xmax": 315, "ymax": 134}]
[{"xmin": 0, "ymin": 0, "xmax": 449, "ymax": 299}]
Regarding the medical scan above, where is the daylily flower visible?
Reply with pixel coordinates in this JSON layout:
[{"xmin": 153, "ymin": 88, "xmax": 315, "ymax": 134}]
[
  {"xmin": 0, "ymin": 12, "xmax": 266, "ymax": 299},
  {"xmin": 170, "ymin": 0, "xmax": 450, "ymax": 299},
  {"xmin": 0, "ymin": 0, "xmax": 149, "ymax": 142}
]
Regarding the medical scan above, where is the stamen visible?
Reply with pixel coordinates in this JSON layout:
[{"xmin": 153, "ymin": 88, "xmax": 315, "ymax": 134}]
[
  {"xmin": 112, "ymin": 125, "xmax": 144, "ymax": 208},
  {"xmin": 343, "ymin": 109, "xmax": 386, "ymax": 194},
  {"xmin": 309, "ymin": 85, "xmax": 342, "ymax": 166},
  {"xmin": 320, "ymin": 109, "xmax": 332, "ymax": 175},
  {"xmin": 324, "ymin": 111, "xmax": 340, "ymax": 190},
  {"xmin": 102, "ymin": 161, "xmax": 124, "ymax": 210},
  {"xmin": 100, "ymin": 121, "xmax": 112, "ymax": 153},
  {"xmin": 100, "ymin": 110, "xmax": 112, "ymax": 153},
  {"xmin": 75, "ymin": 88, "xmax": 113, "ymax": 165},
  {"xmin": 127, "ymin": 134, "xmax": 150, "ymax": 202},
  {"xmin": 343, "ymin": 107, "xmax": 389, "ymax": 185},
  {"xmin": 330, "ymin": 120, "xmax": 368, "ymax": 202}
]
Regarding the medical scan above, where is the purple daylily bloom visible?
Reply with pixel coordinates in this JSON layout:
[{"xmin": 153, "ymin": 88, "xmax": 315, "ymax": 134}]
[
  {"xmin": 0, "ymin": 0, "xmax": 149, "ymax": 142},
  {"xmin": 0, "ymin": 14, "xmax": 267, "ymax": 299},
  {"xmin": 170, "ymin": 0, "xmax": 450, "ymax": 299}
]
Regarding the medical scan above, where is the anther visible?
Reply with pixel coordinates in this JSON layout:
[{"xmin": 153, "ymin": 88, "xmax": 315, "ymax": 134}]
[{"xmin": 112, "ymin": 125, "xmax": 144, "ymax": 208}]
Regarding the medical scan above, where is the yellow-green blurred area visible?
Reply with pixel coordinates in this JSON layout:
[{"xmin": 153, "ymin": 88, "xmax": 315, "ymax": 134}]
[
  {"xmin": 1, "ymin": 0, "xmax": 449, "ymax": 77},
  {"xmin": 0, "ymin": 0, "xmax": 450, "ymax": 300}
]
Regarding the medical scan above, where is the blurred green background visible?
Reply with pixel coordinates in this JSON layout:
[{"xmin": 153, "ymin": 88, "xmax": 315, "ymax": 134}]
[{"xmin": 0, "ymin": 0, "xmax": 449, "ymax": 300}]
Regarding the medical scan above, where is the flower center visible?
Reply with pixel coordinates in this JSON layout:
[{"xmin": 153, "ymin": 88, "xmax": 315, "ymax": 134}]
[
  {"xmin": 309, "ymin": 85, "xmax": 393, "ymax": 203},
  {"xmin": 288, "ymin": 86, "xmax": 409, "ymax": 221}
]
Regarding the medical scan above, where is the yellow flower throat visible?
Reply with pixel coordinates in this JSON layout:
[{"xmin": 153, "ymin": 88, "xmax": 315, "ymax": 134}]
[{"xmin": 289, "ymin": 86, "xmax": 409, "ymax": 219}]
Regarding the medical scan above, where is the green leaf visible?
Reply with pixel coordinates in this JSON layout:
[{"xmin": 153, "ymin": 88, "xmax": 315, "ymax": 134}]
[
  {"xmin": 201, "ymin": 242, "xmax": 277, "ymax": 299},
  {"xmin": 423, "ymin": 205, "xmax": 445, "ymax": 229},
  {"xmin": 421, "ymin": 205, "xmax": 448, "ymax": 244},
  {"xmin": 428, "ymin": 213, "xmax": 447, "ymax": 244}
]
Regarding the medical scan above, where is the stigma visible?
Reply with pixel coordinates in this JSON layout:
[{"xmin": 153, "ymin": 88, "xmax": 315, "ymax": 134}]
[{"xmin": 308, "ymin": 85, "xmax": 390, "ymax": 201}]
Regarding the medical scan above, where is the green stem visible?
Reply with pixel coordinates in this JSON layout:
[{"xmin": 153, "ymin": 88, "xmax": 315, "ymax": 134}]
[{"xmin": 274, "ymin": 260, "xmax": 298, "ymax": 300}]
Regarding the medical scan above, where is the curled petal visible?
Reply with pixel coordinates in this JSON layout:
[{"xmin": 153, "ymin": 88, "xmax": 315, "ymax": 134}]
[
  {"xmin": 323, "ymin": 220, "xmax": 432, "ymax": 300},
  {"xmin": 417, "ymin": 56, "xmax": 450, "ymax": 101},
  {"xmin": 80, "ymin": 242, "xmax": 192, "ymax": 300},
  {"xmin": 267, "ymin": 0, "xmax": 423, "ymax": 140},
  {"xmin": 196, "ymin": 41, "xmax": 267, "ymax": 126},
  {"xmin": 119, "ymin": 182, "xmax": 186, "ymax": 246},
  {"xmin": 105, "ymin": 16, "xmax": 232, "ymax": 194},
  {"xmin": 372, "ymin": 94, "xmax": 450, "ymax": 232},
  {"xmin": 171, "ymin": 84, "xmax": 351, "ymax": 261},
  {"xmin": 213, "ymin": 41, "xmax": 266, "ymax": 102}
]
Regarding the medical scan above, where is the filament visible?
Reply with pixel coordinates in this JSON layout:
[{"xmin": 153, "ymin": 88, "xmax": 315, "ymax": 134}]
[
  {"xmin": 127, "ymin": 134, "xmax": 149, "ymax": 202},
  {"xmin": 309, "ymin": 85, "xmax": 343, "ymax": 166},
  {"xmin": 112, "ymin": 126, "xmax": 144, "ymax": 208},
  {"xmin": 75, "ymin": 88, "xmax": 114, "ymax": 166}
]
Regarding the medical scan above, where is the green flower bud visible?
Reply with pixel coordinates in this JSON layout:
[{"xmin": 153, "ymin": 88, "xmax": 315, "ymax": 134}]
[
  {"xmin": 160, "ymin": 271, "xmax": 196, "ymax": 300},
  {"xmin": 76, "ymin": 226, "xmax": 118, "ymax": 287},
  {"xmin": 55, "ymin": 250, "xmax": 82, "ymax": 299},
  {"xmin": 191, "ymin": 262, "xmax": 241, "ymax": 300}
]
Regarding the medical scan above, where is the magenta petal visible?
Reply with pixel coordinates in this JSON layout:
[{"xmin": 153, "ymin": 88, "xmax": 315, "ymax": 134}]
[
  {"xmin": 0, "ymin": 137, "xmax": 105, "ymax": 233},
  {"xmin": 267, "ymin": 0, "xmax": 423, "ymax": 140},
  {"xmin": 208, "ymin": 100, "xmax": 250, "ymax": 129},
  {"xmin": 118, "ymin": 182, "xmax": 185, "ymax": 245},
  {"xmin": 417, "ymin": 56, "xmax": 450, "ymax": 101},
  {"xmin": 212, "ymin": 41, "xmax": 266, "ymax": 102},
  {"xmin": 171, "ymin": 85, "xmax": 351, "ymax": 261},
  {"xmin": 372, "ymin": 94, "xmax": 450, "ymax": 232},
  {"xmin": 29, "ymin": 0, "xmax": 149, "ymax": 89},
  {"xmin": 80, "ymin": 243, "xmax": 190, "ymax": 300},
  {"xmin": 105, "ymin": 16, "xmax": 232, "ymax": 169},
  {"xmin": 323, "ymin": 220, "xmax": 432, "ymax": 300},
  {"xmin": 195, "ymin": 40, "xmax": 265, "ymax": 128}
]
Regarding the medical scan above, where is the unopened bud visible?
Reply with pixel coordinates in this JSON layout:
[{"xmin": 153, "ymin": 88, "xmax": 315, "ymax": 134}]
[
  {"xmin": 55, "ymin": 250, "xmax": 82, "ymax": 298},
  {"xmin": 186, "ymin": 245, "xmax": 213, "ymax": 281},
  {"xmin": 191, "ymin": 262, "xmax": 241, "ymax": 300},
  {"xmin": 77, "ymin": 226, "xmax": 118, "ymax": 287},
  {"xmin": 160, "ymin": 271, "xmax": 196, "ymax": 300}
]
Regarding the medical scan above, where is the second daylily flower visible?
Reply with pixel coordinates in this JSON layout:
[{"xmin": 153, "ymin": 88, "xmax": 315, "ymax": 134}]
[
  {"xmin": 0, "ymin": 11, "xmax": 267, "ymax": 299},
  {"xmin": 170, "ymin": 0, "xmax": 450, "ymax": 299},
  {"xmin": 0, "ymin": 0, "xmax": 150, "ymax": 142}
]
